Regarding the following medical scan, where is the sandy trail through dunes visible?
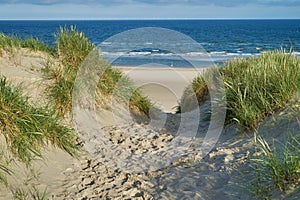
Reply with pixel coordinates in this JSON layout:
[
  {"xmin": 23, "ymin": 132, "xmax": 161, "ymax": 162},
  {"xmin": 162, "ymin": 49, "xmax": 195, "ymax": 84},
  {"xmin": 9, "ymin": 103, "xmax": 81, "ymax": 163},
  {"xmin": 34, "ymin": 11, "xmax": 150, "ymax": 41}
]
[{"xmin": 0, "ymin": 49, "xmax": 299, "ymax": 199}]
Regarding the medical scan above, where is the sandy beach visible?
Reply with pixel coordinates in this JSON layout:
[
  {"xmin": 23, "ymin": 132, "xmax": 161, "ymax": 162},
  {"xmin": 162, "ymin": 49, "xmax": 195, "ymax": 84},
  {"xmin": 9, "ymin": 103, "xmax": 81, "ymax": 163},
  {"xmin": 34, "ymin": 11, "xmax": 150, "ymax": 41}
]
[
  {"xmin": 116, "ymin": 66, "xmax": 204, "ymax": 113},
  {"xmin": 0, "ymin": 48, "xmax": 299, "ymax": 199}
]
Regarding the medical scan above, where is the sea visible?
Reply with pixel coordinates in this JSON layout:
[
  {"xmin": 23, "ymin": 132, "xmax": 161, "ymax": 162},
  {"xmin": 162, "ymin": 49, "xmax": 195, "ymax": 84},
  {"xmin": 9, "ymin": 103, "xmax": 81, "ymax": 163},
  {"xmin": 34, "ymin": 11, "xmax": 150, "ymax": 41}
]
[{"xmin": 0, "ymin": 20, "xmax": 300, "ymax": 67}]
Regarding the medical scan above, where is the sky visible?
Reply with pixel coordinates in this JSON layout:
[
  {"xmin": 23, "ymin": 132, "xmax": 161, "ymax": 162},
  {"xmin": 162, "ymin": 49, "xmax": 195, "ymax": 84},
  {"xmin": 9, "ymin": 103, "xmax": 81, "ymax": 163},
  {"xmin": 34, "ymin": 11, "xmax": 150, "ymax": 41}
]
[{"xmin": 0, "ymin": 0, "xmax": 299, "ymax": 19}]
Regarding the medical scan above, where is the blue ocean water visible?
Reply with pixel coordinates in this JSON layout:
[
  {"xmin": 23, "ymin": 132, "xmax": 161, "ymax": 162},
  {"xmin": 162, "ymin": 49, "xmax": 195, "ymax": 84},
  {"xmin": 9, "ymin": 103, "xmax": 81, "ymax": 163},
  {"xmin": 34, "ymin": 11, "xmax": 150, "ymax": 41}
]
[{"xmin": 0, "ymin": 20, "xmax": 299, "ymax": 67}]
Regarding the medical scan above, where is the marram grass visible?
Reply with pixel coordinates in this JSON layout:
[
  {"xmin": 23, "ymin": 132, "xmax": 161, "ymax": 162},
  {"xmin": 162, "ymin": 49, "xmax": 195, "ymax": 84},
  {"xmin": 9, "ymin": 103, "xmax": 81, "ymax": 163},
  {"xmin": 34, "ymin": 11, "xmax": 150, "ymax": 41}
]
[
  {"xmin": 0, "ymin": 27, "xmax": 153, "ymax": 117},
  {"xmin": 13, "ymin": 186, "xmax": 47, "ymax": 200},
  {"xmin": 0, "ymin": 151, "xmax": 12, "ymax": 186},
  {"xmin": 250, "ymin": 134, "xmax": 300, "ymax": 199},
  {"xmin": 182, "ymin": 49, "xmax": 300, "ymax": 131},
  {"xmin": 55, "ymin": 25, "xmax": 95, "ymax": 71},
  {"xmin": 0, "ymin": 33, "xmax": 54, "ymax": 54},
  {"xmin": 0, "ymin": 77, "xmax": 79, "ymax": 165},
  {"xmin": 45, "ymin": 68, "xmax": 76, "ymax": 116},
  {"xmin": 45, "ymin": 26, "xmax": 153, "ymax": 117}
]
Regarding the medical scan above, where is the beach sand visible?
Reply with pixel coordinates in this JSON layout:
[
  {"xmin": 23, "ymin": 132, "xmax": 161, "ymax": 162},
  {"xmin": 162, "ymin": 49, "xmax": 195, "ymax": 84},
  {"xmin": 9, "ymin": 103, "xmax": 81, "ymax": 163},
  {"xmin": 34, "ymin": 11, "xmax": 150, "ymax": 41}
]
[
  {"xmin": 116, "ymin": 66, "xmax": 204, "ymax": 113},
  {"xmin": 0, "ymin": 49, "xmax": 299, "ymax": 199}
]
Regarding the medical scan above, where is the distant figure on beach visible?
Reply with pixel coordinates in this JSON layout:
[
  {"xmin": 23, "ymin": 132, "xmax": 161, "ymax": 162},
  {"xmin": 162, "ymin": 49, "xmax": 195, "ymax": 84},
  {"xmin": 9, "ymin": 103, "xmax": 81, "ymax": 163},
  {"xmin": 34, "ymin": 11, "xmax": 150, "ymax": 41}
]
[{"xmin": 170, "ymin": 62, "xmax": 173, "ymax": 68}]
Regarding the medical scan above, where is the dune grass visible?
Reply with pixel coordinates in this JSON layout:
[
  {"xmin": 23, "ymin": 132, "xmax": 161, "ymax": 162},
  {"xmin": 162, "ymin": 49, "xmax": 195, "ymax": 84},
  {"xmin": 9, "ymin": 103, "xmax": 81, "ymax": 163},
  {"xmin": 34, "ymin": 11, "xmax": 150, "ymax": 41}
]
[
  {"xmin": 95, "ymin": 61, "xmax": 153, "ymax": 115},
  {"xmin": 179, "ymin": 68, "xmax": 218, "ymax": 113},
  {"xmin": 0, "ymin": 76, "xmax": 79, "ymax": 185},
  {"xmin": 45, "ymin": 26, "xmax": 153, "ymax": 117},
  {"xmin": 182, "ymin": 50, "xmax": 300, "ymax": 198},
  {"xmin": 0, "ymin": 33, "xmax": 54, "ymax": 55},
  {"xmin": 0, "ymin": 27, "xmax": 153, "ymax": 117},
  {"xmin": 182, "ymin": 49, "xmax": 300, "ymax": 131},
  {"xmin": 44, "ymin": 66, "xmax": 76, "ymax": 116},
  {"xmin": 0, "ymin": 77, "xmax": 79, "ymax": 161},
  {"xmin": 250, "ymin": 134, "xmax": 300, "ymax": 199},
  {"xmin": 44, "ymin": 26, "xmax": 95, "ymax": 115},
  {"xmin": 13, "ymin": 185, "xmax": 47, "ymax": 200},
  {"xmin": 55, "ymin": 26, "xmax": 95, "ymax": 71},
  {"xmin": 0, "ymin": 152, "xmax": 12, "ymax": 187}
]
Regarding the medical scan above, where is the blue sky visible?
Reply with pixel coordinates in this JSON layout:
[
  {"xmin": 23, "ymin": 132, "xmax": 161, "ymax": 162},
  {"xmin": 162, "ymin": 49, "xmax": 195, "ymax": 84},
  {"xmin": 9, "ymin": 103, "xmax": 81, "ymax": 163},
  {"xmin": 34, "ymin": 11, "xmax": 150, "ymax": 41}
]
[{"xmin": 0, "ymin": 0, "xmax": 299, "ymax": 19}]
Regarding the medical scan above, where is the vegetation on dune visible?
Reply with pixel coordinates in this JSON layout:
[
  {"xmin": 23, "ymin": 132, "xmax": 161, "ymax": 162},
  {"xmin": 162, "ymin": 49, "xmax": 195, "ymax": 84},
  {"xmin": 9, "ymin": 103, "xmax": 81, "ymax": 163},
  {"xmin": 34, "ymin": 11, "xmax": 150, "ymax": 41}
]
[
  {"xmin": 179, "ymin": 67, "xmax": 220, "ymax": 113},
  {"xmin": 0, "ymin": 77, "xmax": 79, "ymax": 185},
  {"xmin": 13, "ymin": 186, "xmax": 47, "ymax": 200},
  {"xmin": 0, "ymin": 26, "xmax": 153, "ymax": 116},
  {"xmin": 182, "ymin": 49, "xmax": 300, "ymax": 131},
  {"xmin": 43, "ymin": 26, "xmax": 93, "ymax": 115},
  {"xmin": 182, "ymin": 49, "xmax": 300, "ymax": 198},
  {"xmin": 0, "ymin": 151, "xmax": 12, "ymax": 186},
  {"xmin": 0, "ymin": 28, "xmax": 152, "ymax": 189},
  {"xmin": 95, "ymin": 62, "xmax": 153, "ymax": 116},
  {"xmin": 0, "ymin": 33, "xmax": 54, "ymax": 55},
  {"xmin": 44, "ymin": 26, "xmax": 153, "ymax": 116},
  {"xmin": 55, "ymin": 26, "xmax": 95, "ymax": 71},
  {"xmin": 250, "ymin": 134, "xmax": 300, "ymax": 199},
  {"xmin": 222, "ymin": 50, "xmax": 300, "ymax": 130},
  {"xmin": 179, "ymin": 76, "xmax": 208, "ymax": 113}
]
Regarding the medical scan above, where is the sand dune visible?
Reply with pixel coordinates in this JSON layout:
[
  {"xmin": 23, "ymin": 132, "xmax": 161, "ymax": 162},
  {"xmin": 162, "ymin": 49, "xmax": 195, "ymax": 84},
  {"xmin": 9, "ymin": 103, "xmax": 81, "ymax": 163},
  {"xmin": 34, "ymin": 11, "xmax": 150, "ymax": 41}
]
[{"xmin": 0, "ymin": 49, "xmax": 299, "ymax": 199}]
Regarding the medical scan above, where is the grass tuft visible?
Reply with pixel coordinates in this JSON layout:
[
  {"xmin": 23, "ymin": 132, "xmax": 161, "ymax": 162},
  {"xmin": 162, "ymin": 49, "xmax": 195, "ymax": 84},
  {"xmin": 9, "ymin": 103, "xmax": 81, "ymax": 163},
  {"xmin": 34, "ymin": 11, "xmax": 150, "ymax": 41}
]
[
  {"xmin": 179, "ymin": 76, "xmax": 208, "ymax": 113},
  {"xmin": 0, "ymin": 33, "xmax": 54, "ymax": 54},
  {"xmin": 0, "ymin": 76, "xmax": 79, "ymax": 165},
  {"xmin": 55, "ymin": 25, "xmax": 95, "ymax": 71},
  {"xmin": 44, "ymin": 26, "xmax": 94, "ymax": 115},
  {"xmin": 182, "ymin": 49, "xmax": 300, "ymax": 130},
  {"xmin": 96, "ymin": 64, "xmax": 153, "ymax": 116},
  {"xmin": 13, "ymin": 186, "xmax": 47, "ymax": 200},
  {"xmin": 250, "ymin": 134, "xmax": 300, "ymax": 199},
  {"xmin": 0, "ymin": 152, "xmax": 12, "ymax": 186},
  {"xmin": 45, "ymin": 26, "xmax": 153, "ymax": 117}
]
